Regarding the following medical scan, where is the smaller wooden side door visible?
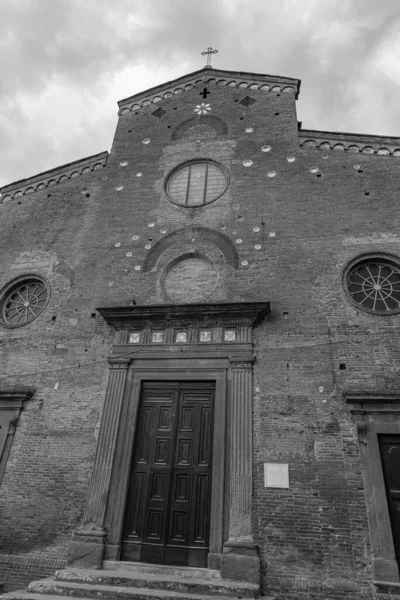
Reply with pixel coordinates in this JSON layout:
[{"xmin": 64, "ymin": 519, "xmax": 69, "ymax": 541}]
[{"xmin": 379, "ymin": 435, "xmax": 400, "ymax": 566}]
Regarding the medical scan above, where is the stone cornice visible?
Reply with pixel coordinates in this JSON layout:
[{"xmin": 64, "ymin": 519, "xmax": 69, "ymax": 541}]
[
  {"xmin": 0, "ymin": 151, "xmax": 109, "ymax": 203},
  {"xmin": 0, "ymin": 386, "xmax": 36, "ymax": 410},
  {"xmin": 345, "ymin": 393, "xmax": 400, "ymax": 404},
  {"xmin": 300, "ymin": 129, "xmax": 400, "ymax": 157},
  {"xmin": 97, "ymin": 302, "xmax": 270, "ymax": 329},
  {"xmin": 117, "ymin": 67, "xmax": 300, "ymax": 115}
]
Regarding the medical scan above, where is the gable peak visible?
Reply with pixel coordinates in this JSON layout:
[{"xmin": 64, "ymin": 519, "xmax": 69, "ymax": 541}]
[{"xmin": 117, "ymin": 67, "xmax": 300, "ymax": 116}]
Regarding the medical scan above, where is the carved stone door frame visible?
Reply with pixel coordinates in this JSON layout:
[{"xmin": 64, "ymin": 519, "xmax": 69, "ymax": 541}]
[
  {"xmin": 68, "ymin": 302, "xmax": 269, "ymax": 585},
  {"xmin": 105, "ymin": 362, "xmax": 227, "ymax": 569}
]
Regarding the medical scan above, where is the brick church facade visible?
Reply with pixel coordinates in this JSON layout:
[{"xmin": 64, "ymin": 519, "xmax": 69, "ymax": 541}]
[{"xmin": 0, "ymin": 66, "xmax": 400, "ymax": 600}]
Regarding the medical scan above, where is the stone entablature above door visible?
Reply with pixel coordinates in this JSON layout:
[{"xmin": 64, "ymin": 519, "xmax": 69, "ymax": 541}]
[{"xmin": 97, "ymin": 302, "xmax": 270, "ymax": 349}]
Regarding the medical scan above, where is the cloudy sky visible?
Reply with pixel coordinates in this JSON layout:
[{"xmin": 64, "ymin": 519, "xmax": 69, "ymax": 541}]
[{"xmin": 1, "ymin": 0, "xmax": 400, "ymax": 187}]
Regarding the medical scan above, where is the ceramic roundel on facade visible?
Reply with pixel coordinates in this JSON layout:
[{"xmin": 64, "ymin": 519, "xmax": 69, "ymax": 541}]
[
  {"xmin": 166, "ymin": 159, "xmax": 229, "ymax": 207},
  {"xmin": 0, "ymin": 275, "xmax": 50, "ymax": 328},
  {"xmin": 343, "ymin": 253, "xmax": 400, "ymax": 315}
]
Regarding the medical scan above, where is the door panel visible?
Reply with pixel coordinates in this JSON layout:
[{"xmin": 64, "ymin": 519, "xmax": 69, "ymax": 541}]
[
  {"xmin": 122, "ymin": 382, "xmax": 214, "ymax": 566},
  {"xmin": 379, "ymin": 435, "xmax": 400, "ymax": 566}
]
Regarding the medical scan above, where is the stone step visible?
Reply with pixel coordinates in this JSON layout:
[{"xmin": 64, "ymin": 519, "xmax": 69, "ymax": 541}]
[
  {"xmin": 28, "ymin": 575, "xmax": 258, "ymax": 599},
  {"xmin": 52, "ymin": 569, "xmax": 257, "ymax": 598},
  {"xmin": 103, "ymin": 560, "xmax": 222, "ymax": 580},
  {"xmin": 17, "ymin": 581, "xmax": 251, "ymax": 600}
]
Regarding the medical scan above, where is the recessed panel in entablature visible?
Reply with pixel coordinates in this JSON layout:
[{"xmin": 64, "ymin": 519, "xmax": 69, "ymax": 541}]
[{"xmin": 118, "ymin": 325, "xmax": 252, "ymax": 346}]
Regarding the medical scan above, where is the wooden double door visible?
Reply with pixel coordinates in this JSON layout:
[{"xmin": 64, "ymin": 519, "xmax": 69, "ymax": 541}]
[
  {"xmin": 121, "ymin": 381, "xmax": 215, "ymax": 567},
  {"xmin": 379, "ymin": 435, "xmax": 400, "ymax": 566}
]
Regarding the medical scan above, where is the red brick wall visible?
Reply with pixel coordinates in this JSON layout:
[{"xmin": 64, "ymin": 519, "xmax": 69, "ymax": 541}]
[
  {"xmin": 0, "ymin": 78, "xmax": 399, "ymax": 598},
  {"xmin": 0, "ymin": 555, "xmax": 65, "ymax": 593}
]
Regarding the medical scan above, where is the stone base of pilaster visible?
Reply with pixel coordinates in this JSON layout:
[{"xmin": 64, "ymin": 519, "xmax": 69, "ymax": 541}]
[
  {"xmin": 221, "ymin": 541, "xmax": 260, "ymax": 584},
  {"xmin": 207, "ymin": 552, "xmax": 222, "ymax": 570},
  {"xmin": 104, "ymin": 543, "xmax": 120, "ymax": 561},
  {"xmin": 67, "ymin": 525, "xmax": 106, "ymax": 569}
]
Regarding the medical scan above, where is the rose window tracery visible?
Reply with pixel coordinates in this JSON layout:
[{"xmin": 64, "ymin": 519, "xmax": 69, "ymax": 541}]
[{"xmin": 344, "ymin": 257, "xmax": 400, "ymax": 314}]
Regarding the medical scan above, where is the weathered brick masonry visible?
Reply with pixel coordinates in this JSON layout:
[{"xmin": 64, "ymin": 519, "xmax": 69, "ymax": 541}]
[{"xmin": 1, "ymin": 67, "xmax": 400, "ymax": 599}]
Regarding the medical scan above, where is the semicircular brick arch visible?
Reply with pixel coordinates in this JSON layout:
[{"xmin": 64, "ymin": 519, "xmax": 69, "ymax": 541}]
[
  {"xmin": 143, "ymin": 226, "xmax": 239, "ymax": 272},
  {"xmin": 171, "ymin": 115, "xmax": 228, "ymax": 140}
]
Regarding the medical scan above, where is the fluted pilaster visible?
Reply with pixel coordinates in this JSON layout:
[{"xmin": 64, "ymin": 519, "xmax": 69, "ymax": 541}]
[
  {"xmin": 222, "ymin": 357, "xmax": 259, "ymax": 584},
  {"xmin": 82, "ymin": 357, "xmax": 130, "ymax": 525},
  {"xmin": 68, "ymin": 357, "xmax": 130, "ymax": 568},
  {"xmin": 228, "ymin": 359, "xmax": 254, "ymax": 542}
]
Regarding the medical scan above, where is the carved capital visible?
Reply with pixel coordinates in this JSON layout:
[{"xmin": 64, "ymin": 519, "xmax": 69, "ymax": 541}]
[
  {"xmin": 107, "ymin": 357, "xmax": 131, "ymax": 370},
  {"xmin": 229, "ymin": 356, "xmax": 255, "ymax": 369}
]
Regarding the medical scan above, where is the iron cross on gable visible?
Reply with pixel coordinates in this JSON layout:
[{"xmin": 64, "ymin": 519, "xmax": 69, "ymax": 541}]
[
  {"xmin": 200, "ymin": 47, "xmax": 218, "ymax": 99},
  {"xmin": 201, "ymin": 47, "xmax": 218, "ymax": 67}
]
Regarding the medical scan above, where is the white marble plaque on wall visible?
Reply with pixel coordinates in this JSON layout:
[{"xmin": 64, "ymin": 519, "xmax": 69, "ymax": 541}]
[{"xmin": 264, "ymin": 463, "xmax": 289, "ymax": 488}]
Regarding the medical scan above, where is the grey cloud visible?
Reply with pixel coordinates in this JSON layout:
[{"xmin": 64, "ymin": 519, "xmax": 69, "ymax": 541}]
[{"xmin": 1, "ymin": 0, "xmax": 400, "ymax": 186}]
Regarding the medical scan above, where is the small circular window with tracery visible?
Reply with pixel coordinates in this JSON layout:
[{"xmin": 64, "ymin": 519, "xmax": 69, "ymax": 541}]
[
  {"xmin": 166, "ymin": 160, "xmax": 228, "ymax": 207},
  {"xmin": 344, "ymin": 255, "xmax": 400, "ymax": 315},
  {"xmin": 0, "ymin": 276, "xmax": 50, "ymax": 328}
]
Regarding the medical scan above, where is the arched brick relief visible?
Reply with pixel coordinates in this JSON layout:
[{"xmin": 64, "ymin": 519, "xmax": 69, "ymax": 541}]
[
  {"xmin": 53, "ymin": 261, "xmax": 75, "ymax": 286},
  {"xmin": 182, "ymin": 124, "xmax": 217, "ymax": 140},
  {"xmin": 159, "ymin": 251, "xmax": 221, "ymax": 304},
  {"xmin": 143, "ymin": 226, "xmax": 239, "ymax": 273},
  {"xmin": 171, "ymin": 116, "xmax": 228, "ymax": 141}
]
